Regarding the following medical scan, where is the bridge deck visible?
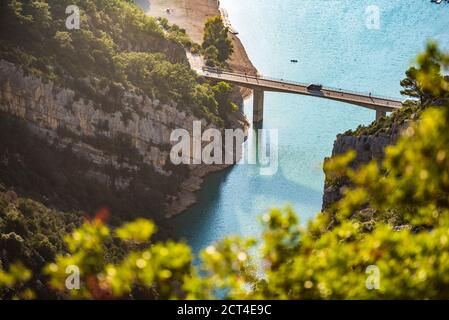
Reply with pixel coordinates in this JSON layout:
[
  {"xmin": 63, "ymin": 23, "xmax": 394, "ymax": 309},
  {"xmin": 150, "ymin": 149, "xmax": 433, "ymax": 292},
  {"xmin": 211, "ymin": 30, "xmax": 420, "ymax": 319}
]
[{"xmin": 199, "ymin": 68, "xmax": 402, "ymax": 112}]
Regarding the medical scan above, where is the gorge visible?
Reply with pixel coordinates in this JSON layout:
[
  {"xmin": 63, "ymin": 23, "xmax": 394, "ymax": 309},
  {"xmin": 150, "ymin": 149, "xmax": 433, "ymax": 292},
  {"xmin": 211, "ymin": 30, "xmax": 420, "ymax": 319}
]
[
  {"xmin": 0, "ymin": 0, "xmax": 247, "ymax": 230},
  {"xmin": 1, "ymin": 0, "xmax": 448, "ymax": 248},
  {"xmin": 1, "ymin": 0, "xmax": 449, "ymax": 300},
  {"xmin": 165, "ymin": 0, "xmax": 449, "ymax": 252}
]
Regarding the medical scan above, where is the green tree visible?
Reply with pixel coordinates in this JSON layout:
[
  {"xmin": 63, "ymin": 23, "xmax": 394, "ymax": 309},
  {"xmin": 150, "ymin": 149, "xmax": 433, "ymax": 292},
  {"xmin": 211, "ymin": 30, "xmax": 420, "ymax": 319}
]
[
  {"xmin": 202, "ymin": 16, "xmax": 233, "ymax": 63},
  {"xmin": 204, "ymin": 45, "xmax": 219, "ymax": 67},
  {"xmin": 0, "ymin": 0, "xmax": 230, "ymax": 124},
  {"xmin": 401, "ymin": 44, "xmax": 449, "ymax": 107},
  {"xmin": 400, "ymin": 67, "xmax": 425, "ymax": 105},
  {"xmin": 212, "ymin": 82, "xmax": 238, "ymax": 117}
]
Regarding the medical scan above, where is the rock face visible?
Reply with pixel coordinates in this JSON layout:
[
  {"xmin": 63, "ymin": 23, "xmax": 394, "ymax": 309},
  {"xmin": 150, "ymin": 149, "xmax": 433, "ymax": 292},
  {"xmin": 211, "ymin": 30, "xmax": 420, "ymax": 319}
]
[
  {"xmin": 322, "ymin": 120, "xmax": 409, "ymax": 210},
  {"xmin": 0, "ymin": 60, "xmax": 198, "ymax": 174},
  {"xmin": 0, "ymin": 59, "xmax": 247, "ymax": 219}
]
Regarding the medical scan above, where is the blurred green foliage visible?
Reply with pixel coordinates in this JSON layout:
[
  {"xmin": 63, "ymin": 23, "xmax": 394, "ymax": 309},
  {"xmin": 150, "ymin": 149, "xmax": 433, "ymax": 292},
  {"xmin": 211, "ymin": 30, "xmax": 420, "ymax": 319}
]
[
  {"xmin": 0, "ymin": 262, "xmax": 34, "ymax": 299},
  {"xmin": 2, "ymin": 25, "xmax": 449, "ymax": 300},
  {"xmin": 0, "ymin": 188, "xmax": 82, "ymax": 298}
]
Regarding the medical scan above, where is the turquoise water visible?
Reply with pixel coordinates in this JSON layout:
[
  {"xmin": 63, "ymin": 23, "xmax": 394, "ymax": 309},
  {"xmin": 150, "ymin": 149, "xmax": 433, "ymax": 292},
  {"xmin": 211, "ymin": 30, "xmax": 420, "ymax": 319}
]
[{"xmin": 172, "ymin": 0, "xmax": 449, "ymax": 253}]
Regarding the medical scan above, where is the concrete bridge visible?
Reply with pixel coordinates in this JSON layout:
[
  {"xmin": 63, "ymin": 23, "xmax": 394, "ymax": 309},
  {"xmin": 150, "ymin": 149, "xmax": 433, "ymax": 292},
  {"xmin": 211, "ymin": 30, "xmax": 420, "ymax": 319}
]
[{"xmin": 199, "ymin": 67, "xmax": 403, "ymax": 123}]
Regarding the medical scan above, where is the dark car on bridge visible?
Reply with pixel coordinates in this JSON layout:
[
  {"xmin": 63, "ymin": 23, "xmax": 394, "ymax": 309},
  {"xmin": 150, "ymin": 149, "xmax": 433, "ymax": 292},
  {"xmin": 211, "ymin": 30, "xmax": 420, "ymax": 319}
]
[{"xmin": 307, "ymin": 84, "xmax": 323, "ymax": 91}]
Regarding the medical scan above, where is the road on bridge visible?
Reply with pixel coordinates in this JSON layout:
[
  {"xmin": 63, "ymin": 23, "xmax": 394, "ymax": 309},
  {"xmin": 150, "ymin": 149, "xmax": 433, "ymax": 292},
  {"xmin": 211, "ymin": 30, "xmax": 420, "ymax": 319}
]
[{"xmin": 199, "ymin": 67, "xmax": 403, "ymax": 113}]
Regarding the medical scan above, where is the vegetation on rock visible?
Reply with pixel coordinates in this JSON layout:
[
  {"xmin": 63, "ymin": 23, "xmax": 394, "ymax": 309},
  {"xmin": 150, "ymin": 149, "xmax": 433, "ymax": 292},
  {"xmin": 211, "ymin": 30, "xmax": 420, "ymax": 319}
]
[
  {"xmin": 2, "ymin": 43, "xmax": 449, "ymax": 299},
  {"xmin": 0, "ymin": 0, "xmax": 235, "ymax": 123},
  {"xmin": 202, "ymin": 16, "xmax": 234, "ymax": 67},
  {"xmin": 0, "ymin": 0, "xmax": 243, "ymax": 235}
]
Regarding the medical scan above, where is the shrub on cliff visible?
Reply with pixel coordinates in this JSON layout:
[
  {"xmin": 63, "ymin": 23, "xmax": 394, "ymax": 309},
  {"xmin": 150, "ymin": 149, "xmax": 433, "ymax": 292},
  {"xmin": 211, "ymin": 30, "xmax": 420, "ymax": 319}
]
[
  {"xmin": 0, "ymin": 0, "xmax": 230, "ymax": 124},
  {"xmin": 348, "ymin": 43, "xmax": 449, "ymax": 138},
  {"xmin": 212, "ymin": 82, "xmax": 239, "ymax": 116},
  {"xmin": 157, "ymin": 18, "xmax": 196, "ymax": 51},
  {"xmin": 202, "ymin": 16, "xmax": 234, "ymax": 66},
  {"xmin": 0, "ymin": 114, "xmax": 180, "ymax": 229}
]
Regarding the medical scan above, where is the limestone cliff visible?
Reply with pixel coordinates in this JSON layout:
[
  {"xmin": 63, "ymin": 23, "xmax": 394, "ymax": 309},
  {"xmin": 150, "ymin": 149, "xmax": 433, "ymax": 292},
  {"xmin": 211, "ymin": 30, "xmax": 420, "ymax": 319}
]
[
  {"xmin": 322, "ymin": 109, "xmax": 417, "ymax": 210},
  {"xmin": 0, "ymin": 59, "xmax": 247, "ymax": 222}
]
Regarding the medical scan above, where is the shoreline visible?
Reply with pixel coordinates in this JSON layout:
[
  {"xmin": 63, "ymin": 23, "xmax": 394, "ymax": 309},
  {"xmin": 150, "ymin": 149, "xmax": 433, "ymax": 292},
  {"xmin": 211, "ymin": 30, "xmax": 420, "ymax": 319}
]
[
  {"xmin": 144, "ymin": 0, "xmax": 258, "ymax": 97},
  {"xmin": 142, "ymin": 0, "xmax": 258, "ymax": 217}
]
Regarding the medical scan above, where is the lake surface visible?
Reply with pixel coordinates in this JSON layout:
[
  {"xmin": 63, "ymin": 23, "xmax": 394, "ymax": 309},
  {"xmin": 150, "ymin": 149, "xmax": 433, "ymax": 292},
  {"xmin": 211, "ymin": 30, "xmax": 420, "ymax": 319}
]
[{"xmin": 172, "ymin": 0, "xmax": 449, "ymax": 253}]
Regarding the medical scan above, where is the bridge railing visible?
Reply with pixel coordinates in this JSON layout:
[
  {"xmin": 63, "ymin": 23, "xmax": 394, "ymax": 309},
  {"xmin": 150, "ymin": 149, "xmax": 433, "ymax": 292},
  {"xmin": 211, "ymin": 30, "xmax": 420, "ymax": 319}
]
[{"xmin": 201, "ymin": 66, "xmax": 403, "ymax": 103}]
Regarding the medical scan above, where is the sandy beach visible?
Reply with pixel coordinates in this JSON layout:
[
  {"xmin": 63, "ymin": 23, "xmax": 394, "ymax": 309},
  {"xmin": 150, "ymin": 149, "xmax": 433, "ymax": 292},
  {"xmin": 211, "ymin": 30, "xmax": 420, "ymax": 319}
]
[{"xmin": 142, "ymin": 0, "xmax": 258, "ymax": 76}]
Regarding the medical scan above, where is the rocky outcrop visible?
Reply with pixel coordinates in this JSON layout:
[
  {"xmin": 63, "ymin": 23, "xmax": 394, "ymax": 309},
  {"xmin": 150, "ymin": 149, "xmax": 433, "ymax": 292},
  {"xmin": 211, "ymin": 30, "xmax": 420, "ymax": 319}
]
[
  {"xmin": 0, "ymin": 59, "xmax": 247, "ymax": 219},
  {"xmin": 0, "ymin": 60, "xmax": 200, "ymax": 173},
  {"xmin": 125, "ymin": 35, "xmax": 189, "ymax": 65},
  {"xmin": 322, "ymin": 118, "xmax": 410, "ymax": 209}
]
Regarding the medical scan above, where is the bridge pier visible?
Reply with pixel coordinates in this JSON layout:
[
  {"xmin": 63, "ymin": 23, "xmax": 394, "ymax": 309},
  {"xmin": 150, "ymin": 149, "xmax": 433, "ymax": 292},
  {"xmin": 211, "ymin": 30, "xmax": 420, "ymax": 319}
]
[
  {"xmin": 201, "ymin": 69, "xmax": 402, "ymax": 119},
  {"xmin": 253, "ymin": 89, "xmax": 264, "ymax": 123},
  {"xmin": 376, "ymin": 110, "xmax": 386, "ymax": 121}
]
